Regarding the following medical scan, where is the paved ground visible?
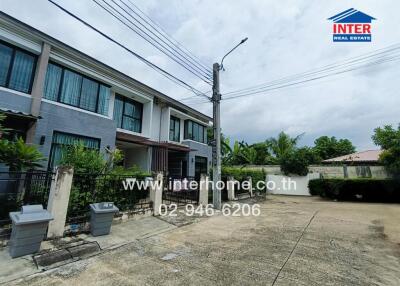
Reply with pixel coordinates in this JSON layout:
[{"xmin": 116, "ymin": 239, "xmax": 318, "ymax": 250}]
[{"xmin": 5, "ymin": 196, "xmax": 400, "ymax": 285}]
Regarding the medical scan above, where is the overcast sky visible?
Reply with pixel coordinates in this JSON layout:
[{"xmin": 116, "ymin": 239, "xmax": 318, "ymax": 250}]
[{"xmin": 1, "ymin": 0, "xmax": 399, "ymax": 150}]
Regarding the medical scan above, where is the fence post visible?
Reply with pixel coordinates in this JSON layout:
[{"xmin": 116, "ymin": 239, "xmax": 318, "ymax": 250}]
[
  {"xmin": 147, "ymin": 177, "xmax": 155, "ymax": 203},
  {"xmin": 199, "ymin": 174, "xmax": 209, "ymax": 206},
  {"xmin": 151, "ymin": 172, "xmax": 163, "ymax": 216},
  {"xmin": 46, "ymin": 166, "xmax": 74, "ymax": 238},
  {"xmin": 247, "ymin": 176, "xmax": 254, "ymax": 197},
  {"xmin": 227, "ymin": 176, "xmax": 236, "ymax": 201},
  {"xmin": 16, "ymin": 173, "xmax": 27, "ymax": 203}
]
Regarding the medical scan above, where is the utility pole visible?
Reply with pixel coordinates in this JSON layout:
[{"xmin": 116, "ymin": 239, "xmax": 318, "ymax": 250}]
[
  {"xmin": 212, "ymin": 62, "xmax": 222, "ymax": 209},
  {"xmin": 211, "ymin": 37, "xmax": 248, "ymax": 210}
]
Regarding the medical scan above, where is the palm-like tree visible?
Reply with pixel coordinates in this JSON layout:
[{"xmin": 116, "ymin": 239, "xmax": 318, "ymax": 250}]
[
  {"xmin": 266, "ymin": 132, "xmax": 303, "ymax": 161},
  {"xmin": 0, "ymin": 138, "xmax": 44, "ymax": 171},
  {"xmin": 239, "ymin": 143, "xmax": 258, "ymax": 164}
]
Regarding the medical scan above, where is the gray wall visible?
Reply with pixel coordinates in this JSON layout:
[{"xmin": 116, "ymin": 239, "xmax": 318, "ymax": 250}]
[
  {"xmin": 34, "ymin": 101, "xmax": 117, "ymax": 169},
  {"xmin": 182, "ymin": 140, "xmax": 212, "ymax": 177},
  {"xmin": 0, "ymin": 90, "xmax": 31, "ymax": 113},
  {"xmin": 124, "ymin": 145, "xmax": 150, "ymax": 171}
]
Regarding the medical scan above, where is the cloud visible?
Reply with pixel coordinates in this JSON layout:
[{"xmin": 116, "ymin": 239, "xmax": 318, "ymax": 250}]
[{"xmin": 2, "ymin": 0, "xmax": 399, "ymax": 150}]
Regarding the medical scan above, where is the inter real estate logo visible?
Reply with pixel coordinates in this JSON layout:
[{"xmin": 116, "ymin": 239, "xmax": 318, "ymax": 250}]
[{"xmin": 328, "ymin": 8, "xmax": 376, "ymax": 42}]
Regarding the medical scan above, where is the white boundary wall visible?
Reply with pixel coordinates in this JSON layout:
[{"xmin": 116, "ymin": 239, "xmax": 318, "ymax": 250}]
[
  {"xmin": 241, "ymin": 165, "xmax": 388, "ymax": 179},
  {"xmin": 266, "ymin": 173, "xmax": 320, "ymax": 196}
]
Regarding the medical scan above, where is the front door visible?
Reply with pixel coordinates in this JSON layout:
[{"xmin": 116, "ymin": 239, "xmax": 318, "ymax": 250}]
[{"xmin": 194, "ymin": 156, "xmax": 208, "ymax": 180}]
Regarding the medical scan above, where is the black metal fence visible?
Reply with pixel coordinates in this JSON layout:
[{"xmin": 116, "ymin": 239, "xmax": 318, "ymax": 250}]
[
  {"xmin": 0, "ymin": 171, "xmax": 55, "ymax": 240},
  {"xmin": 66, "ymin": 174, "xmax": 152, "ymax": 234},
  {"xmin": 163, "ymin": 176, "xmax": 199, "ymax": 206}
]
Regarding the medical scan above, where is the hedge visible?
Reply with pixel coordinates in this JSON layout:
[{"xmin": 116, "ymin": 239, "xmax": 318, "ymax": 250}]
[
  {"xmin": 309, "ymin": 178, "xmax": 400, "ymax": 202},
  {"xmin": 221, "ymin": 166, "xmax": 266, "ymax": 191}
]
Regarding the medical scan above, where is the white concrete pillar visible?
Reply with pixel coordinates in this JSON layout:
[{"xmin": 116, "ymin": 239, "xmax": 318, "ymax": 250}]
[
  {"xmin": 26, "ymin": 42, "xmax": 51, "ymax": 144},
  {"xmin": 152, "ymin": 172, "xmax": 163, "ymax": 216},
  {"xmin": 227, "ymin": 176, "xmax": 236, "ymax": 201},
  {"xmin": 46, "ymin": 166, "xmax": 74, "ymax": 238},
  {"xmin": 147, "ymin": 177, "xmax": 155, "ymax": 203},
  {"xmin": 199, "ymin": 174, "xmax": 209, "ymax": 206},
  {"xmin": 247, "ymin": 176, "xmax": 254, "ymax": 197}
]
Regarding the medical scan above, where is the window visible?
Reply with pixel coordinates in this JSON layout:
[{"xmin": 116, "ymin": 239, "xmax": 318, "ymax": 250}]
[
  {"xmin": 0, "ymin": 41, "xmax": 36, "ymax": 93},
  {"xmin": 113, "ymin": 95, "xmax": 143, "ymax": 133},
  {"xmin": 184, "ymin": 120, "xmax": 207, "ymax": 144},
  {"xmin": 48, "ymin": 131, "xmax": 100, "ymax": 170},
  {"xmin": 43, "ymin": 62, "xmax": 110, "ymax": 115},
  {"xmin": 169, "ymin": 116, "xmax": 180, "ymax": 142}
]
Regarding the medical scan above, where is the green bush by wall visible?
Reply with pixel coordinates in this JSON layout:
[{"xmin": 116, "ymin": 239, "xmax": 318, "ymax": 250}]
[
  {"xmin": 221, "ymin": 166, "xmax": 266, "ymax": 190},
  {"xmin": 309, "ymin": 178, "xmax": 400, "ymax": 202}
]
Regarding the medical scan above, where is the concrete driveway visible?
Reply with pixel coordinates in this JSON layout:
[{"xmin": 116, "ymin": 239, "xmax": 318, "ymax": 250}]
[{"xmin": 6, "ymin": 196, "xmax": 400, "ymax": 286}]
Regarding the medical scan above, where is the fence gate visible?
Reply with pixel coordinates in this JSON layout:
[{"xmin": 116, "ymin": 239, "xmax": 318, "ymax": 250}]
[
  {"xmin": 0, "ymin": 171, "xmax": 55, "ymax": 240},
  {"xmin": 162, "ymin": 177, "xmax": 199, "ymax": 207},
  {"xmin": 66, "ymin": 174, "xmax": 153, "ymax": 235}
]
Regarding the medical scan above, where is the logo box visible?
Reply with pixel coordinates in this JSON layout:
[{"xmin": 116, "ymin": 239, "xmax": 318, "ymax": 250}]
[{"xmin": 328, "ymin": 8, "xmax": 376, "ymax": 42}]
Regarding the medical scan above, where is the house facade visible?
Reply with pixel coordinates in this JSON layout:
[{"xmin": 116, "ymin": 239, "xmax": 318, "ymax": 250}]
[{"xmin": 0, "ymin": 12, "xmax": 212, "ymax": 179}]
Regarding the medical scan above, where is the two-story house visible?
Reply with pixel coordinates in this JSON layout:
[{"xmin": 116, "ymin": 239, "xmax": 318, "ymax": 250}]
[{"xmin": 0, "ymin": 12, "xmax": 212, "ymax": 179}]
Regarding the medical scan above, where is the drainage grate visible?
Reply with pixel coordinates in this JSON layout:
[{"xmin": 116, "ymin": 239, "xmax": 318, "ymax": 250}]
[{"xmin": 33, "ymin": 241, "xmax": 101, "ymax": 269}]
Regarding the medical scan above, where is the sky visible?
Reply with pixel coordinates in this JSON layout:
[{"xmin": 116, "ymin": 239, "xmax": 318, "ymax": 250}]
[{"xmin": 1, "ymin": 0, "xmax": 399, "ymax": 151}]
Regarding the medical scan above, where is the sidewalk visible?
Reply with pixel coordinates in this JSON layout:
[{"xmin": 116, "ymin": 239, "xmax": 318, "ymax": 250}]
[{"xmin": 0, "ymin": 216, "xmax": 176, "ymax": 284}]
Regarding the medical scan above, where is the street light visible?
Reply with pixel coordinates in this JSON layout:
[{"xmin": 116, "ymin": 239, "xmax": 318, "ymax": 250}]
[
  {"xmin": 220, "ymin": 37, "xmax": 248, "ymax": 71},
  {"xmin": 212, "ymin": 37, "xmax": 248, "ymax": 209}
]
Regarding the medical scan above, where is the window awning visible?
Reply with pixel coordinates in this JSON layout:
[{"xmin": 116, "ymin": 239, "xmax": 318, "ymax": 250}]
[
  {"xmin": 116, "ymin": 131, "xmax": 191, "ymax": 152},
  {"xmin": 0, "ymin": 108, "xmax": 41, "ymax": 121}
]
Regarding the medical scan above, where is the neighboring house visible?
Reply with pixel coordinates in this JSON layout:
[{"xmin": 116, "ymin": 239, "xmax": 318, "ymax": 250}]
[
  {"xmin": 322, "ymin": 150, "xmax": 384, "ymax": 178},
  {"xmin": 322, "ymin": 150, "xmax": 383, "ymax": 165},
  {"xmin": 0, "ymin": 12, "xmax": 212, "ymax": 179}
]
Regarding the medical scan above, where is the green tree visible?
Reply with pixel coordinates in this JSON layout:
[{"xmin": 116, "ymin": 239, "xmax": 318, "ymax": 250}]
[
  {"xmin": 0, "ymin": 138, "xmax": 44, "ymax": 171},
  {"xmin": 372, "ymin": 124, "xmax": 400, "ymax": 177},
  {"xmin": 313, "ymin": 136, "xmax": 355, "ymax": 160},
  {"xmin": 250, "ymin": 142, "xmax": 270, "ymax": 165},
  {"xmin": 221, "ymin": 135, "xmax": 232, "ymax": 165},
  {"xmin": 266, "ymin": 132, "xmax": 303, "ymax": 161},
  {"xmin": 230, "ymin": 140, "xmax": 245, "ymax": 165},
  {"xmin": 280, "ymin": 147, "xmax": 312, "ymax": 176},
  {"xmin": 238, "ymin": 143, "xmax": 258, "ymax": 165}
]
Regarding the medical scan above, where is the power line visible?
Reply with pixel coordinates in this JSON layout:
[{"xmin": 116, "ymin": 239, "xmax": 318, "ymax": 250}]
[
  {"xmin": 47, "ymin": 0, "xmax": 211, "ymax": 101},
  {"xmin": 224, "ymin": 43, "xmax": 400, "ymax": 95},
  {"xmin": 118, "ymin": 0, "xmax": 212, "ymax": 76},
  {"xmin": 222, "ymin": 54, "xmax": 400, "ymax": 101},
  {"xmin": 124, "ymin": 0, "xmax": 210, "ymax": 72},
  {"xmin": 224, "ymin": 44, "xmax": 400, "ymax": 96},
  {"xmin": 109, "ymin": 0, "xmax": 212, "ymax": 80},
  {"xmin": 179, "ymin": 90, "xmax": 212, "ymax": 101},
  {"xmin": 187, "ymin": 48, "xmax": 400, "ymax": 104},
  {"xmin": 93, "ymin": 0, "xmax": 212, "ymax": 85}
]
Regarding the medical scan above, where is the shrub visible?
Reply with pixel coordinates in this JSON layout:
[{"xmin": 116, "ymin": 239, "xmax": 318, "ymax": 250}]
[
  {"xmin": 221, "ymin": 166, "xmax": 266, "ymax": 191},
  {"xmin": 60, "ymin": 144, "xmax": 105, "ymax": 174},
  {"xmin": 108, "ymin": 166, "xmax": 151, "ymax": 178},
  {"xmin": 309, "ymin": 178, "xmax": 400, "ymax": 202},
  {"xmin": 280, "ymin": 147, "xmax": 318, "ymax": 176}
]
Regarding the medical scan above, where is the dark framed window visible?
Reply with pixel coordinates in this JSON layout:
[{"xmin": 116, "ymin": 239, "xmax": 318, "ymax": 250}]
[
  {"xmin": 48, "ymin": 131, "xmax": 101, "ymax": 170},
  {"xmin": 43, "ymin": 62, "xmax": 110, "ymax": 115},
  {"xmin": 113, "ymin": 94, "xmax": 143, "ymax": 133},
  {"xmin": 0, "ymin": 40, "xmax": 37, "ymax": 93},
  {"xmin": 169, "ymin": 116, "xmax": 180, "ymax": 142},
  {"xmin": 184, "ymin": 120, "xmax": 207, "ymax": 144}
]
